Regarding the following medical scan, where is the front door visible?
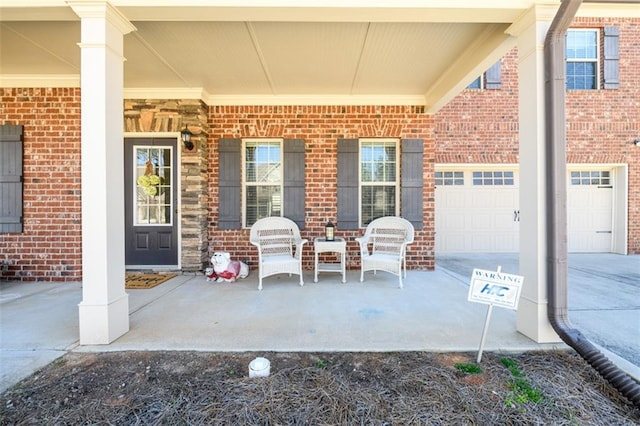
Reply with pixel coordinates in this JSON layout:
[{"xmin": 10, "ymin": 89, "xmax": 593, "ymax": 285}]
[{"xmin": 124, "ymin": 138, "xmax": 178, "ymax": 268}]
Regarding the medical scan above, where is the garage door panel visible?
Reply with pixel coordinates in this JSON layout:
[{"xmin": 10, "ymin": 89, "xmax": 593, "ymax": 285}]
[
  {"xmin": 494, "ymin": 212, "xmax": 516, "ymax": 230},
  {"xmin": 443, "ymin": 213, "xmax": 465, "ymax": 229},
  {"xmin": 568, "ymin": 189, "xmax": 590, "ymax": 207},
  {"xmin": 568, "ymin": 212, "xmax": 589, "ymax": 228},
  {"xmin": 567, "ymin": 171, "xmax": 612, "ymax": 253},
  {"xmin": 470, "ymin": 191, "xmax": 496, "ymax": 208},
  {"xmin": 592, "ymin": 211, "xmax": 612, "ymax": 228},
  {"xmin": 435, "ymin": 168, "xmax": 519, "ymax": 253},
  {"xmin": 442, "ymin": 190, "xmax": 466, "ymax": 208},
  {"xmin": 470, "ymin": 213, "xmax": 493, "ymax": 229}
]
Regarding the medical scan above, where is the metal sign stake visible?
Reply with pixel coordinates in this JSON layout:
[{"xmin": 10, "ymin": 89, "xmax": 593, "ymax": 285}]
[{"xmin": 476, "ymin": 266, "xmax": 500, "ymax": 363}]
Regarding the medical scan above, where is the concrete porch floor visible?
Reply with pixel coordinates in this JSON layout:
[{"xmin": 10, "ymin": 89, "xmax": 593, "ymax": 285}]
[{"xmin": 1, "ymin": 253, "xmax": 638, "ymax": 393}]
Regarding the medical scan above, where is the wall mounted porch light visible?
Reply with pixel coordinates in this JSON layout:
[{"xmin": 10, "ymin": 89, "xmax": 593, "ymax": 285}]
[{"xmin": 181, "ymin": 125, "xmax": 194, "ymax": 150}]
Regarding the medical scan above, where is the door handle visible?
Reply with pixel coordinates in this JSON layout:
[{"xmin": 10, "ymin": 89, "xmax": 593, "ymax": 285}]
[{"xmin": 513, "ymin": 210, "xmax": 520, "ymax": 222}]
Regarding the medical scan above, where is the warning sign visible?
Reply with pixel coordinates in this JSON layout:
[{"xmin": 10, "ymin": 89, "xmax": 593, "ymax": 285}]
[{"xmin": 468, "ymin": 268, "xmax": 524, "ymax": 310}]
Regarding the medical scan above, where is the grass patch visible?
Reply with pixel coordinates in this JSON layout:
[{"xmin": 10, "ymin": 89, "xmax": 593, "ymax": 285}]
[
  {"xmin": 500, "ymin": 357, "xmax": 545, "ymax": 407},
  {"xmin": 455, "ymin": 362, "xmax": 482, "ymax": 374},
  {"xmin": 315, "ymin": 359, "xmax": 329, "ymax": 369}
]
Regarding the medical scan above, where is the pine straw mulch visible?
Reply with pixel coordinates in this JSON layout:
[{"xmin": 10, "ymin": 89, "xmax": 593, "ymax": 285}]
[{"xmin": 1, "ymin": 350, "xmax": 638, "ymax": 425}]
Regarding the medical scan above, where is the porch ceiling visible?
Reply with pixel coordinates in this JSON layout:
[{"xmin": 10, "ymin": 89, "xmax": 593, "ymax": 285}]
[{"xmin": 0, "ymin": 0, "xmax": 599, "ymax": 111}]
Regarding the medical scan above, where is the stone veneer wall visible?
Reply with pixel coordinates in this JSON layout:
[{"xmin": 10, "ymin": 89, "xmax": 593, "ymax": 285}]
[{"xmin": 124, "ymin": 99, "xmax": 210, "ymax": 271}]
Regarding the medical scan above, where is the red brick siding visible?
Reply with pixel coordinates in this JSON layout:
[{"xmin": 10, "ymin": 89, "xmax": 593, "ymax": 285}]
[
  {"xmin": 208, "ymin": 105, "xmax": 436, "ymax": 271},
  {"xmin": 0, "ymin": 88, "xmax": 82, "ymax": 281},
  {"xmin": 435, "ymin": 49, "xmax": 520, "ymax": 164}
]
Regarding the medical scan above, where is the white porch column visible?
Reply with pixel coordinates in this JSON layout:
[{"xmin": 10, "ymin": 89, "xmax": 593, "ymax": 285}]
[
  {"xmin": 509, "ymin": 6, "xmax": 561, "ymax": 343},
  {"xmin": 70, "ymin": 2, "xmax": 136, "ymax": 344}
]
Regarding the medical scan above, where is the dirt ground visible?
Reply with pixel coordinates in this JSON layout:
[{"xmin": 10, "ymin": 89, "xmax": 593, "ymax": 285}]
[{"xmin": 1, "ymin": 350, "xmax": 638, "ymax": 425}]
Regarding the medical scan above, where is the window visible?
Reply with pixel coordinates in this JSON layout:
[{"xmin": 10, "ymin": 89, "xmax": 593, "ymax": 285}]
[
  {"xmin": 467, "ymin": 77, "xmax": 482, "ymax": 89},
  {"xmin": 360, "ymin": 139, "xmax": 399, "ymax": 226},
  {"xmin": 435, "ymin": 171, "xmax": 464, "ymax": 186},
  {"xmin": 219, "ymin": 138, "xmax": 304, "ymax": 230},
  {"xmin": 338, "ymin": 138, "xmax": 423, "ymax": 230},
  {"xmin": 570, "ymin": 170, "xmax": 610, "ymax": 186},
  {"xmin": 566, "ymin": 29, "xmax": 599, "ymax": 90},
  {"xmin": 466, "ymin": 61, "xmax": 501, "ymax": 90},
  {"xmin": 134, "ymin": 146, "xmax": 173, "ymax": 226},
  {"xmin": 472, "ymin": 171, "xmax": 514, "ymax": 186},
  {"xmin": 243, "ymin": 139, "xmax": 283, "ymax": 227}
]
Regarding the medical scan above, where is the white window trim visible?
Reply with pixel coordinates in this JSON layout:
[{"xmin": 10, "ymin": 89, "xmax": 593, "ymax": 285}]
[
  {"xmin": 359, "ymin": 138, "xmax": 400, "ymax": 227},
  {"xmin": 566, "ymin": 28, "xmax": 601, "ymax": 90},
  {"xmin": 241, "ymin": 138, "xmax": 284, "ymax": 228}
]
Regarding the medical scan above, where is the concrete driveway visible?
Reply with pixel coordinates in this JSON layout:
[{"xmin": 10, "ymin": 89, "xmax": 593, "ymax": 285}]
[{"xmin": 436, "ymin": 253, "xmax": 640, "ymax": 369}]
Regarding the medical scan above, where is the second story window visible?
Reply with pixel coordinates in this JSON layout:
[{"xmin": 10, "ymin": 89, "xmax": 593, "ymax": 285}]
[
  {"xmin": 243, "ymin": 139, "xmax": 282, "ymax": 227},
  {"xmin": 466, "ymin": 61, "xmax": 501, "ymax": 90},
  {"xmin": 566, "ymin": 29, "xmax": 599, "ymax": 90}
]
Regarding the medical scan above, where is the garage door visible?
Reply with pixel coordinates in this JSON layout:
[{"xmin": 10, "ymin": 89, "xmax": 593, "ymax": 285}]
[
  {"xmin": 435, "ymin": 166, "xmax": 616, "ymax": 254},
  {"xmin": 567, "ymin": 169, "xmax": 613, "ymax": 253},
  {"xmin": 435, "ymin": 168, "xmax": 519, "ymax": 253}
]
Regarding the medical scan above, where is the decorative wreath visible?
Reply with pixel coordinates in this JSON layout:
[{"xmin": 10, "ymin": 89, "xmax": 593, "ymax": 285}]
[{"xmin": 137, "ymin": 160, "xmax": 165, "ymax": 196}]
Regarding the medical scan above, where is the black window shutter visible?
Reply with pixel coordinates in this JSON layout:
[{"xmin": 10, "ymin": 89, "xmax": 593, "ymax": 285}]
[
  {"xmin": 0, "ymin": 125, "xmax": 24, "ymax": 233},
  {"xmin": 218, "ymin": 138, "xmax": 241, "ymax": 229},
  {"xmin": 603, "ymin": 26, "xmax": 619, "ymax": 90},
  {"xmin": 401, "ymin": 139, "xmax": 423, "ymax": 230},
  {"xmin": 485, "ymin": 61, "xmax": 501, "ymax": 89},
  {"xmin": 337, "ymin": 138, "xmax": 359, "ymax": 229},
  {"xmin": 283, "ymin": 138, "xmax": 305, "ymax": 229}
]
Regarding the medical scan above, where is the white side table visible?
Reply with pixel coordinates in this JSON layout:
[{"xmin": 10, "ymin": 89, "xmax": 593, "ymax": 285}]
[{"xmin": 314, "ymin": 237, "xmax": 347, "ymax": 283}]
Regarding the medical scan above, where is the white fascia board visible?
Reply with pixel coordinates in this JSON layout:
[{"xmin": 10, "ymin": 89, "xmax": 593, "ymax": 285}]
[
  {"xmin": 205, "ymin": 94, "xmax": 427, "ymax": 106},
  {"xmin": 124, "ymin": 87, "xmax": 209, "ymax": 101},
  {"xmin": 0, "ymin": 1, "xmax": 543, "ymax": 23},
  {"xmin": 577, "ymin": 4, "xmax": 640, "ymax": 19},
  {"xmin": 0, "ymin": 74, "xmax": 80, "ymax": 87}
]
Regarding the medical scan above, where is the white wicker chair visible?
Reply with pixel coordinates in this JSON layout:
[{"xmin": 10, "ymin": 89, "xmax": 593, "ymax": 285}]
[
  {"xmin": 249, "ymin": 217, "xmax": 308, "ymax": 291},
  {"xmin": 355, "ymin": 216, "xmax": 414, "ymax": 288}
]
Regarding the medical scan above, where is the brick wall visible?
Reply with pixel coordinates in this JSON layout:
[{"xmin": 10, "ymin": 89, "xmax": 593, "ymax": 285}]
[
  {"xmin": 435, "ymin": 49, "xmax": 520, "ymax": 164},
  {"xmin": 208, "ymin": 105, "xmax": 436, "ymax": 271},
  {"xmin": 0, "ymin": 88, "xmax": 82, "ymax": 281}
]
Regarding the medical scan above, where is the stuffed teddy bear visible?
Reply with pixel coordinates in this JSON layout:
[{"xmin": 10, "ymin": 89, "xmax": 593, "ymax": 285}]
[{"xmin": 206, "ymin": 252, "xmax": 249, "ymax": 283}]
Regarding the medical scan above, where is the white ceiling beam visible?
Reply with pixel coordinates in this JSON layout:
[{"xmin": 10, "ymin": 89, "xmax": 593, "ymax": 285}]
[{"xmin": 424, "ymin": 23, "xmax": 514, "ymax": 113}]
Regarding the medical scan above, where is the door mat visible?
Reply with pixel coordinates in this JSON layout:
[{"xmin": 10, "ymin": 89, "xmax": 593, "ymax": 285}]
[{"xmin": 125, "ymin": 273, "xmax": 177, "ymax": 289}]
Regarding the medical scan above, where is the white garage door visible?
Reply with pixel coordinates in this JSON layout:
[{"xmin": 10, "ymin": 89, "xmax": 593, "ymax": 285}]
[
  {"xmin": 435, "ymin": 166, "xmax": 616, "ymax": 254},
  {"xmin": 567, "ymin": 169, "xmax": 613, "ymax": 253},
  {"xmin": 435, "ymin": 169, "xmax": 519, "ymax": 253}
]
